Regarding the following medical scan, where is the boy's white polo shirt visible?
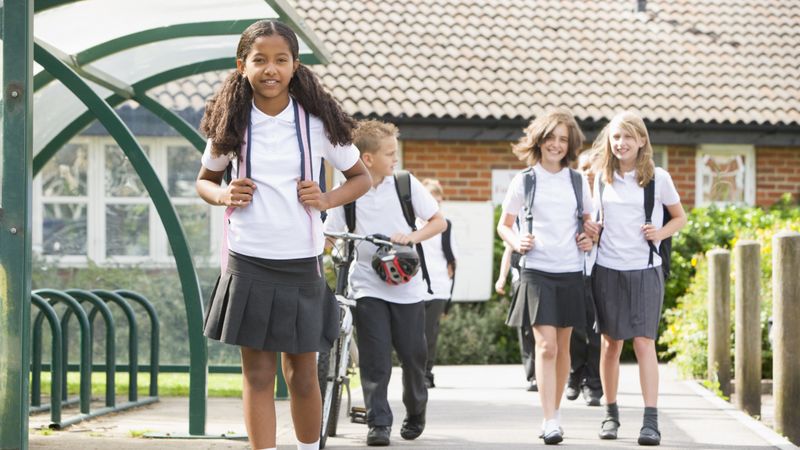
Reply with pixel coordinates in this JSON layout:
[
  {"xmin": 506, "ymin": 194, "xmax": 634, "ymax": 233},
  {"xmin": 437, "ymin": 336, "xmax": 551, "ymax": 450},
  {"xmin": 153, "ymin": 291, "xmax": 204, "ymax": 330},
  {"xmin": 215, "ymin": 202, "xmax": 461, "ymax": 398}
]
[
  {"xmin": 324, "ymin": 173, "xmax": 440, "ymax": 304},
  {"xmin": 594, "ymin": 167, "xmax": 680, "ymax": 271},
  {"xmin": 502, "ymin": 164, "xmax": 594, "ymax": 273},
  {"xmin": 201, "ymin": 99, "xmax": 360, "ymax": 260}
]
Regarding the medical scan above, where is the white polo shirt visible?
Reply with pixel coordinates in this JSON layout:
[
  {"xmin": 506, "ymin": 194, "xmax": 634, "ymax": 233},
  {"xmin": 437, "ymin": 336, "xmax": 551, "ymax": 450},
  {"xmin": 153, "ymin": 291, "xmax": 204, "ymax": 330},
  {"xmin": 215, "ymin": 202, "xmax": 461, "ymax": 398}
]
[
  {"xmin": 201, "ymin": 99, "xmax": 360, "ymax": 260},
  {"xmin": 502, "ymin": 164, "xmax": 594, "ymax": 273},
  {"xmin": 324, "ymin": 173, "xmax": 440, "ymax": 304},
  {"xmin": 594, "ymin": 167, "xmax": 681, "ymax": 271},
  {"xmin": 419, "ymin": 219, "xmax": 459, "ymax": 301}
]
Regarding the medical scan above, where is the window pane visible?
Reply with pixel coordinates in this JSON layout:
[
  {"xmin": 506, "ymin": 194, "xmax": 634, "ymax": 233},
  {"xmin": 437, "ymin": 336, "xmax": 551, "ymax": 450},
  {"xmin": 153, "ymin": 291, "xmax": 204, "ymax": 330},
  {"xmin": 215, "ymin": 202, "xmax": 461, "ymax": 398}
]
[
  {"xmin": 168, "ymin": 204, "xmax": 212, "ymax": 259},
  {"xmin": 105, "ymin": 144, "xmax": 149, "ymax": 197},
  {"xmin": 168, "ymin": 145, "xmax": 201, "ymax": 197},
  {"xmin": 106, "ymin": 204, "xmax": 149, "ymax": 256},
  {"xmin": 653, "ymin": 150, "xmax": 665, "ymax": 168},
  {"xmin": 701, "ymin": 154, "xmax": 747, "ymax": 203},
  {"xmin": 41, "ymin": 143, "xmax": 88, "ymax": 197},
  {"xmin": 43, "ymin": 203, "xmax": 87, "ymax": 255}
]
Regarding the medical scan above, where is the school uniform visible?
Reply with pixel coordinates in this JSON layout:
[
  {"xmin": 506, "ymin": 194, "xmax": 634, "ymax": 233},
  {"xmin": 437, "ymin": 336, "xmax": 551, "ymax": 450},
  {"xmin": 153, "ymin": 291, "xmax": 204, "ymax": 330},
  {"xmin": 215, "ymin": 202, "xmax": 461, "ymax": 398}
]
[
  {"xmin": 501, "ymin": 164, "xmax": 594, "ymax": 329},
  {"xmin": 324, "ymin": 173, "xmax": 439, "ymax": 428},
  {"xmin": 201, "ymin": 98, "xmax": 360, "ymax": 354},
  {"xmin": 592, "ymin": 167, "xmax": 680, "ymax": 340},
  {"xmin": 420, "ymin": 220, "xmax": 458, "ymax": 384}
]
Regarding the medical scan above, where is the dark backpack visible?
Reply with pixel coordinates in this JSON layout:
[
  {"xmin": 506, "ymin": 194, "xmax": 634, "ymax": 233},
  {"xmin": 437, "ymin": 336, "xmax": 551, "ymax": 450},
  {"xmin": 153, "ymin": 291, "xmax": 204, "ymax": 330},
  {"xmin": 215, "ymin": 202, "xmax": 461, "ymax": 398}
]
[
  {"xmin": 344, "ymin": 170, "xmax": 433, "ymax": 293},
  {"xmin": 598, "ymin": 177, "xmax": 672, "ymax": 279},
  {"xmin": 511, "ymin": 167, "xmax": 585, "ymax": 268}
]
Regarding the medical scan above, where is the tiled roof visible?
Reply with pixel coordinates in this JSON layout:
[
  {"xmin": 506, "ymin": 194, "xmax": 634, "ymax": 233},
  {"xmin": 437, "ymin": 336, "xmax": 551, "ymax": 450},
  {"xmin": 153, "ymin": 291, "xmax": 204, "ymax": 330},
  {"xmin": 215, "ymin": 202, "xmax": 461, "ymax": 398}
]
[{"xmin": 148, "ymin": 0, "xmax": 800, "ymax": 126}]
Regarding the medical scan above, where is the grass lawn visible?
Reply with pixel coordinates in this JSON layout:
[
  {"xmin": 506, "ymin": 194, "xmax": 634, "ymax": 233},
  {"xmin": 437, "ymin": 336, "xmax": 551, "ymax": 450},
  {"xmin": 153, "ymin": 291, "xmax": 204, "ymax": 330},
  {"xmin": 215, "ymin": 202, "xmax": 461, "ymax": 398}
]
[{"xmin": 34, "ymin": 369, "xmax": 361, "ymax": 399}]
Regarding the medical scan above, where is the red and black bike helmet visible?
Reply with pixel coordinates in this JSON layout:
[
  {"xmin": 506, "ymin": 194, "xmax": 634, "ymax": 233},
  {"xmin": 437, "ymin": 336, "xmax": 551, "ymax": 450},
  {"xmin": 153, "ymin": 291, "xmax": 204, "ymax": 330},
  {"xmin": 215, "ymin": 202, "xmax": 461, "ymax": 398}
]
[{"xmin": 371, "ymin": 245, "xmax": 420, "ymax": 285}]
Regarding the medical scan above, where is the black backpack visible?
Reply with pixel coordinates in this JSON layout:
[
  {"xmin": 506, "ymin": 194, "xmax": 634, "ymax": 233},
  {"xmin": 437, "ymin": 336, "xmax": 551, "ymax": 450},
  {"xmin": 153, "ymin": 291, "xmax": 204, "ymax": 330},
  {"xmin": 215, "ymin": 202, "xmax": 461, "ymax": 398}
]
[
  {"xmin": 598, "ymin": 177, "xmax": 672, "ymax": 279},
  {"xmin": 344, "ymin": 170, "xmax": 433, "ymax": 293},
  {"xmin": 511, "ymin": 167, "xmax": 585, "ymax": 268}
]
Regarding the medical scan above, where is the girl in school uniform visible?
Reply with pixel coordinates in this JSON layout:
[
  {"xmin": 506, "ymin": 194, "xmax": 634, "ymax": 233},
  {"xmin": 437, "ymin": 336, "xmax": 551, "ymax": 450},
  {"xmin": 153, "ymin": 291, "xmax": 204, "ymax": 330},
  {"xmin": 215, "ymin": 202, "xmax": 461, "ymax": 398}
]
[
  {"xmin": 195, "ymin": 20, "xmax": 370, "ymax": 450},
  {"xmin": 588, "ymin": 111, "xmax": 686, "ymax": 446},
  {"xmin": 497, "ymin": 108, "xmax": 594, "ymax": 445}
]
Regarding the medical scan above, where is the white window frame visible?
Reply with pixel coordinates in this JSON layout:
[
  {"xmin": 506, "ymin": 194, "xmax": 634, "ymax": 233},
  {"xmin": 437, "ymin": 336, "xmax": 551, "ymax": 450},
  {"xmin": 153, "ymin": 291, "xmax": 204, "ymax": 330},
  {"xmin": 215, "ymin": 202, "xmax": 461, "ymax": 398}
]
[
  {"xmin": 33, "ymin": 135, "xmax": 221, "ymax": 268},
  {"xmin": 695, "ymin": 144, "xmax": 756, "ymax": 207}
]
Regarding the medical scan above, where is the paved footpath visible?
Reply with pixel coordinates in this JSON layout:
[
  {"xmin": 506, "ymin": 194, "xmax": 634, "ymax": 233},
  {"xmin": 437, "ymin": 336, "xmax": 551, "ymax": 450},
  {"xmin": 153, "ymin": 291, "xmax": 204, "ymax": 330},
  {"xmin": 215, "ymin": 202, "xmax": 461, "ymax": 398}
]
[{"xmin": 30, "ymin": 364, "xmax": 797, "ymax": 449}]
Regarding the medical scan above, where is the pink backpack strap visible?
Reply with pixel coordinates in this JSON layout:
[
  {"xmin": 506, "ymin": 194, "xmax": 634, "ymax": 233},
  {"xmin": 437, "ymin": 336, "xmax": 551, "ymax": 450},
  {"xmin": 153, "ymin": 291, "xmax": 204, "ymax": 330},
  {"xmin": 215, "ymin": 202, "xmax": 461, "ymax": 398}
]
[
  {"xmin": 294, "ymin": 101, "xmax": 321, "ymax": 276},
  {"xmin": 220, "ymin": 128, "xmax": 250, "ymax": 273}
]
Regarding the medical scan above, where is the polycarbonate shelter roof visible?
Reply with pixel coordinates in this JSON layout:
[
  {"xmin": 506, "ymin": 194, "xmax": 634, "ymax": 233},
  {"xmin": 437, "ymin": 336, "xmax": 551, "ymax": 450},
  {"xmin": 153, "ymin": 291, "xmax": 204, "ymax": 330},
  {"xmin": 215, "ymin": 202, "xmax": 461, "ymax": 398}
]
[{"xmin": 32, "ymin": 0, "xmax": 330, "ymax": 157}]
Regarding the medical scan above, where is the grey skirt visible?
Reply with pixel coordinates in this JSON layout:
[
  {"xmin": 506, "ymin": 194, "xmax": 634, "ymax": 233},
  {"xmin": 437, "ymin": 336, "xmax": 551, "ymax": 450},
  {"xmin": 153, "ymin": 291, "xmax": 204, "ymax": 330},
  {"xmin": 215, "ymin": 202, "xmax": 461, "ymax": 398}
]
[
  {"xmin": 203, "ymin": 251, "xmax": 339, "ymax": 354},
  {"xmin": 506, "ymin": 268, "xmax": 586, "ymax": 328},
  {"xmin": 592, "ymin": 264, "xmax": 664, "ymax": 340}
]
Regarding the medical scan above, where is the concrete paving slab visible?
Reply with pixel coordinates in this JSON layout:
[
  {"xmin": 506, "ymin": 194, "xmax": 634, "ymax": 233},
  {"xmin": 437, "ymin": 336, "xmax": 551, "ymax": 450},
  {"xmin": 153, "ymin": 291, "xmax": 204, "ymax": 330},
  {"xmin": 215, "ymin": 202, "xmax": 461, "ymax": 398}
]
[{"xmin": 29, "ymin": 363, "xmax": 796, "ymax": 449}]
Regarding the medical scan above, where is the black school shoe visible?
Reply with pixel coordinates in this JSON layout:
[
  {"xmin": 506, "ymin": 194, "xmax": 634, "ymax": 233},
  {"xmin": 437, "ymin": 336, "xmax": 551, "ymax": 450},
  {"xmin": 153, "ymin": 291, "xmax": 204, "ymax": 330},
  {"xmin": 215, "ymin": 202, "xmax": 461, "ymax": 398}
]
[
  {"xmin": 565, "ymin": 378, "xmax": 580, "ymax": 400},
  {"xmin": 527, "ymin": 379, "xmax": 538, "ymax": 392},
  {"xmin": 400, "ymin": 412, "xmax": 426, "ymax": 440},
  {"xmin": 581, "ymin": 385, "xmax": 602, "ymax": 406},
  {"xmin": 599, "ymin": 418, "xmax": 620, "ymax": 440},
  {"xmin": 542, "ymin": 428, "xmax": 564, "ymax": 445},
  {"xmin": 367, "ymin": 425, "xmax": 391, "ymax": 446},
  {"xmin": 638, "ymin": 426, "xmax": 661, "ymax": 446}
]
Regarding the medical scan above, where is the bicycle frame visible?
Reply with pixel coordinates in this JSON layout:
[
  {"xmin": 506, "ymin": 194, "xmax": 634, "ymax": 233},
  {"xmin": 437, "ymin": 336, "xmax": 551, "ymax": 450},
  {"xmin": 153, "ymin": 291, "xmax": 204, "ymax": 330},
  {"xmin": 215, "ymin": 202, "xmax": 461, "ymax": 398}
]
[{"xmin": 320, "ymin": 232, "xmax": 392, "ymax": 447}]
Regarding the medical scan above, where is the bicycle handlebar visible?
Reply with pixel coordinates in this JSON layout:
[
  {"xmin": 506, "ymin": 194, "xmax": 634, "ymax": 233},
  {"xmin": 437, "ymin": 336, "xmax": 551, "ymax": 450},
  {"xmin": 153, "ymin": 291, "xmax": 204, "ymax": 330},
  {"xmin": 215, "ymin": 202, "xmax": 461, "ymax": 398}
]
[{"xmin": 324, "ymin": 231, "xmax": 394, "ymax": 248}]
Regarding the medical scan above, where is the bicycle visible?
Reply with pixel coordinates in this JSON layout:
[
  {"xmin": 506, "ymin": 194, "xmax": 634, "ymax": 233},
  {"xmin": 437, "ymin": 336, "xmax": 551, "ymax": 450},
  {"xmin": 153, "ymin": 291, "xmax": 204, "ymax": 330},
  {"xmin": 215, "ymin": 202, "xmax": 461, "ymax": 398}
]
[{"xmin": 318, "ymin": 230, "xmax": 395, "ymax": 448}]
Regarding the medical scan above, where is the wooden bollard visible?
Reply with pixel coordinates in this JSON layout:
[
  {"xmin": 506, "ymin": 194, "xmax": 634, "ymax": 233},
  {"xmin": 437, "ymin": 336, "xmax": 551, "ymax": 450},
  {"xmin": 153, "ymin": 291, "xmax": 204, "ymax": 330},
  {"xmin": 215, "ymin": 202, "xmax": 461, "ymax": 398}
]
[
  {"xmin": 707, "ymin": 248, "xmax": 731, "ymax": 397},
  {"xmin": 734, "ymin": 240, "xmax": 760, "ymax": 416},
  {"xmin": 773, "ymin": 231, "xmax": 800, "ymax": 444}
]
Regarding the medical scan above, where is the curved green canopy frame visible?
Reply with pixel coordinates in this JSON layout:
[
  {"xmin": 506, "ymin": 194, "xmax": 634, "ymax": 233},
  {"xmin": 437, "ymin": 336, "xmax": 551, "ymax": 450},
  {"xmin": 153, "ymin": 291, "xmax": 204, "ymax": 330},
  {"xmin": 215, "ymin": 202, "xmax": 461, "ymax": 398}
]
[
  {"xmin": 33, "ymin": 41, "xmax": 210, "ymax": 434},
  {"xmin": 0, "ymin": 0, "xmax": 329, "ymax": 442}
]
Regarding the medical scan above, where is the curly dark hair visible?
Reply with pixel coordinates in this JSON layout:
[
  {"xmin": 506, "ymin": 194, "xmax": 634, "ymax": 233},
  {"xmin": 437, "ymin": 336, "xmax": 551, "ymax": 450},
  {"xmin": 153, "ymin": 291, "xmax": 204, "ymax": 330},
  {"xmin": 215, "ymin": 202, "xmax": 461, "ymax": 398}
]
[{"xmin": 200, "ymin": 20, "xmax": 356, "ymax": 158}]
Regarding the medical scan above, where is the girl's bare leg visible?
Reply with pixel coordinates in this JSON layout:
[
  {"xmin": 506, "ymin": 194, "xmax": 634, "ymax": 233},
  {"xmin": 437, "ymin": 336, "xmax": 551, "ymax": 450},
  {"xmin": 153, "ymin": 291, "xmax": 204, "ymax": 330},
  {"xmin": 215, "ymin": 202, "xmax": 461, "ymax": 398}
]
[
  {"xmin": 282, "ymin": 352, "xmax": 322, "ymax": 444},
  {"xmin": 241, "ymin": 347, "xmax": 278, "ymax": 449},
  {"xmin": 632, "ymin": 336, "xmax": 659, "ymax": 407}
]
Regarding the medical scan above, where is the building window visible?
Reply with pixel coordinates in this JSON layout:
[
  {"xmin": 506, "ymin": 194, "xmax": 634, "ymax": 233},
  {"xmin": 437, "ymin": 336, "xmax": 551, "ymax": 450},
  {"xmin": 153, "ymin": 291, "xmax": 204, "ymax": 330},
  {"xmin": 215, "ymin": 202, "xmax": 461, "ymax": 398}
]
[
  {"xmin": 652, "ymin": 145, "xmax": 667, "ymax": 169},
  {"xmin": 33, "ymin": 136, "xmax": 220, "ymax": 267},
  {"xmin": 695, "ymin": 144, "xmax": 755, "ymax": 206}
]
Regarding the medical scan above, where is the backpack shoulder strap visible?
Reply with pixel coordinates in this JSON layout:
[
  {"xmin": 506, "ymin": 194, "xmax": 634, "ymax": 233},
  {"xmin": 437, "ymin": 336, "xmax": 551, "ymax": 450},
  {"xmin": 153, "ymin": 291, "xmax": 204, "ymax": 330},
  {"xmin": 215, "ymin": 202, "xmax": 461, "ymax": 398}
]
[
  {"xmin": 569, "ymin": 169, "xmax": 584, "ymax": 234},
  {"xmin": 442, "ymin": 219, "xmax": 456, "ymax": 267},
  {"xmin": 394, "ymin": 170, "xmax": 416, "ymax": 230},
  {"xmin": 344, "ymin": 201, "xmax": 356, "ymax": 233},
  {"xmin": 644, "ymin": 177, "xmax": 659, "ymax": 266},
  {"xmin": 394, "ymin": 170, "xmax": 433, "ymax": 294},
  {"xmin": 522, "ymin": 167, "xmax": 536, "ymax": 234}
]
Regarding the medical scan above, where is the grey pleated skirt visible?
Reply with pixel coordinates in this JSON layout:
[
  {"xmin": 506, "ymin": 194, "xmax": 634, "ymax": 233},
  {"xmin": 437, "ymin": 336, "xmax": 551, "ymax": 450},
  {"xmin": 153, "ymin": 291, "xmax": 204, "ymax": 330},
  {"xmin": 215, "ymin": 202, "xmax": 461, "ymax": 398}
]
[
  {"xmin": 591, "ymin": 264, "xmax": 664, "ymax": 340},
  {"xmin": 506, "ymin": 268, "xmax": 586, "ymax": 328},
  {"xmin": 203, "ymin": 251, "xmax": 339, "ymax": 354}
]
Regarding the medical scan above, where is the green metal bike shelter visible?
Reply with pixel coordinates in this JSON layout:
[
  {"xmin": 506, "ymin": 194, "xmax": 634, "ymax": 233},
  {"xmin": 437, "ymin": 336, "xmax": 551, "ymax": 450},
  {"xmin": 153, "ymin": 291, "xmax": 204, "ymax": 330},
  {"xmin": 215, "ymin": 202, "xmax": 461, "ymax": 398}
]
[{"xmin": 1, "ymin": 1, "xmax": 331, "ymax": 448}]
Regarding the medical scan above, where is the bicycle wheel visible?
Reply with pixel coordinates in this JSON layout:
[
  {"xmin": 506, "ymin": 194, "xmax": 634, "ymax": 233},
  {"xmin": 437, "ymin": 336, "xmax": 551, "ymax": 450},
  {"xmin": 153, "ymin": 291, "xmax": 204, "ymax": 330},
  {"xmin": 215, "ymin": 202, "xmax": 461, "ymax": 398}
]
[
  {"xmin": 319, "ymin": 340, "xmax": 340, "ymax": 448},
  {"xmin": 327, "ymin": 340, "xmax": 348, "ymax": 436}
]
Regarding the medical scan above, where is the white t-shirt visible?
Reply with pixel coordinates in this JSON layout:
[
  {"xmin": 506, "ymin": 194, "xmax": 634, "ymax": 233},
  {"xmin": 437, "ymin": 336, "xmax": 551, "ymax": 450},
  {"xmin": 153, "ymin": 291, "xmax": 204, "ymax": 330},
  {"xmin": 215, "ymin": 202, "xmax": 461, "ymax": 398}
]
[
  {"xmin": 501, "ymin": 164, "xmax": 594, "ymax": 273},
  {"xmin": 324, "ymin": 174, "xmax": 440, "ymax": 304},
  {"xmin": 594, "ymin": 167, "xmax": 681, "ymax": 271},
  {"xmin": 201, "ymin": 99, "xmax": 360, "ymax": 260},
  {"xmin": 420, "ymin": 219, "xmax": 459, "ymax": 301}
]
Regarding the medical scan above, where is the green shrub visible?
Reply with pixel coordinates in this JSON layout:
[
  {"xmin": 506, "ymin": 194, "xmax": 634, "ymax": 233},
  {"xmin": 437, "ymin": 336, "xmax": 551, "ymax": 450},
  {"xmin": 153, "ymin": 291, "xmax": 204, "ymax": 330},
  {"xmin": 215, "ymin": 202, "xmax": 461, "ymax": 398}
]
[{"xmin": 660, "ymin": 198, "xmax": 799, "ymax": 379}]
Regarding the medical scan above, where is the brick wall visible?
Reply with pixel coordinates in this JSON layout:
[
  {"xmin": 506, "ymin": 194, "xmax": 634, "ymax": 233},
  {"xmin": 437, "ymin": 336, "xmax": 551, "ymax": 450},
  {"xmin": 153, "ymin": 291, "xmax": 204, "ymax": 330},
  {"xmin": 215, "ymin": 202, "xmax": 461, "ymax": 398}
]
[
  {"xmin": 403, "ymin": 140, "xmax": 798, "ymax": 207},
  {"xmin": 667, "ymin": 146, "xmax": 696, "ymax": 207},
  {"xmin": 756, "ymin": 147, "xmax": 800, "ymax": 206},
  {"xmin": 403, "ymin": 140, "xmax": 524, "ymax": 201}
]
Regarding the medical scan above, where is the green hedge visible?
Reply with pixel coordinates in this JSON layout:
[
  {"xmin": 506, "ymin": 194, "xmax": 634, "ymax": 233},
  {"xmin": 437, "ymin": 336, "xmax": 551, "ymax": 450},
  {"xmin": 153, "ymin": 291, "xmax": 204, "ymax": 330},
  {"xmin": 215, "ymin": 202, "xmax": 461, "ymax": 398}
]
[{"xmin": 660, "ymin": 195, "xmax": 800, "ymax": 379}]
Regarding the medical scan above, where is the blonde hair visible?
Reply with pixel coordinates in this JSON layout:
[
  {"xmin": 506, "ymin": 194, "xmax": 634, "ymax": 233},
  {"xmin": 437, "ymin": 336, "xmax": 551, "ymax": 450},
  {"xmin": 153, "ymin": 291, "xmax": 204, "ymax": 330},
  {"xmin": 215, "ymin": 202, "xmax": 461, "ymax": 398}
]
[
  {"xmin": 422, "ymin": 178, "xmax": 444, "ymax": 198},
  {"xmin": 353, "ymin": 120, "xmax": 399, "ymax": 154},
  {"xmin": 593, "ymin": 111, "xmax": 655, "ymax": 187},
  {"xmin": 511, "ymin": 108, "xmax": 585, "ymax": 167}
]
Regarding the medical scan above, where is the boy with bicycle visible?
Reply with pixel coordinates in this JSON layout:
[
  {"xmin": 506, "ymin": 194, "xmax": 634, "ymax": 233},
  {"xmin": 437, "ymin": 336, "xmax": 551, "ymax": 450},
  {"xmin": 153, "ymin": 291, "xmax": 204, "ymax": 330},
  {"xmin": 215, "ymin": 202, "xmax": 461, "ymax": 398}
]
[{"xmin": 324, "ymin": 120, "xmax": 446, "ymax": 446}]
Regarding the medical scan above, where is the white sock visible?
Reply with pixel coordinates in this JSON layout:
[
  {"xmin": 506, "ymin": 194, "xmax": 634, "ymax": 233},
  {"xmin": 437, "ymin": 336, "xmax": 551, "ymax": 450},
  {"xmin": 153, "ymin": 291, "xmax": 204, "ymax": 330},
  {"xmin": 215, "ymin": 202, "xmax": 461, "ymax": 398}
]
[
  {"xmin": 297, "ymin": 439, "xmax": 320, "ymax": 450},
  {"xmin": 544, "ymin": 418, "xmax": 560, "ymax": 434},
  {"xmin": 554, "ymin": 409, "xmax": 561, "ymax": 425},
  {"xmin": 256, "ymin": 448, "xmax": 276, "ymax": 450}
]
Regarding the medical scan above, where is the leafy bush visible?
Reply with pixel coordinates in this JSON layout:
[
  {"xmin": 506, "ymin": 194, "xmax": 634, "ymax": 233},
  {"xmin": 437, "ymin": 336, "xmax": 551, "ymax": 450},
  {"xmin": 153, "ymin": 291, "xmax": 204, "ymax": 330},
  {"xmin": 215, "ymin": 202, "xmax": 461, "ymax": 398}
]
[{"xmin": 660, "ymin": 196, "xmax": 800, "ymax": 379}]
